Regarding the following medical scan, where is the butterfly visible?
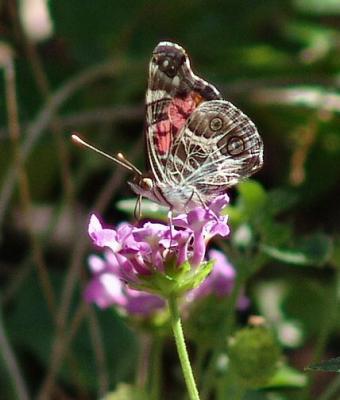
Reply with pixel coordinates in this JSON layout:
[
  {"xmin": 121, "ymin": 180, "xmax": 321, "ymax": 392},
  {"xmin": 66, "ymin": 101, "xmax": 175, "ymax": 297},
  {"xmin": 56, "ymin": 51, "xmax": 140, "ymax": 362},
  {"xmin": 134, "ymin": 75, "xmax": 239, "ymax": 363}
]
[{"xmin": 128, "ymin": 41, "xmax": 263, "ymax": 212}]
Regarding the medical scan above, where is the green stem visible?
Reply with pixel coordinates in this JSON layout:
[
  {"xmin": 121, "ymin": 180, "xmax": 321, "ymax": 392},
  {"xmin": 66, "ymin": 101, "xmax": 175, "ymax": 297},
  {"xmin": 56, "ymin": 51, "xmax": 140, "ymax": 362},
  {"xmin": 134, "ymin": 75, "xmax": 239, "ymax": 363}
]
[{"xmin": 168, "ymin": 296, "xmax": 200, "ymax": 400}]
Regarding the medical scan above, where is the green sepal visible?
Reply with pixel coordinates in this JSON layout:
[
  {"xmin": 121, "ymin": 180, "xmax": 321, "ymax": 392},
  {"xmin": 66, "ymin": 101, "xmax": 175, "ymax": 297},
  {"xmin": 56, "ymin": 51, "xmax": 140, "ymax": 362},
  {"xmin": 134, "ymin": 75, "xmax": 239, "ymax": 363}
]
[
  {"xmin": 130, "ymin": 259, "xmax": 214, "ymax": 299},
  {"xmin": 178, "ymin": 260, "xmax": 214, "ymax": 294},
  {"xmin": 164, "ymin": 253, "xmax": 190, "ymax": 278}
]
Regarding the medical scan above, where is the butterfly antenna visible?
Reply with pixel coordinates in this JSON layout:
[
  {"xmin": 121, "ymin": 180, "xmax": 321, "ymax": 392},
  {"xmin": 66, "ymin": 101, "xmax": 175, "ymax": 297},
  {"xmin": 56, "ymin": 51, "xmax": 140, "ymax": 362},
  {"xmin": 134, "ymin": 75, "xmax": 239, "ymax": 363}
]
[
  {"xmin": 117, "ymin": 152, "xmax": 142, "ymax": 175},
  {"xmin": 71, "ymin": 134, "xmax": 142, "ymax": 176}
]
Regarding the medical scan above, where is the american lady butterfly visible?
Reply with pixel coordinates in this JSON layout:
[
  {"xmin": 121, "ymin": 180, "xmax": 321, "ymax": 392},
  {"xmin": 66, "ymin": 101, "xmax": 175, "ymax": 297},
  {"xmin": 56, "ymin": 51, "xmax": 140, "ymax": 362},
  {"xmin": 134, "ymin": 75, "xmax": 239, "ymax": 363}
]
[
  {"xmin": 73, "ymin": 42, "xmax": 263, "ymax": 212},
  {"xmin": 129, "ymin": 41, "xmax": 263, "ymax": 211}
]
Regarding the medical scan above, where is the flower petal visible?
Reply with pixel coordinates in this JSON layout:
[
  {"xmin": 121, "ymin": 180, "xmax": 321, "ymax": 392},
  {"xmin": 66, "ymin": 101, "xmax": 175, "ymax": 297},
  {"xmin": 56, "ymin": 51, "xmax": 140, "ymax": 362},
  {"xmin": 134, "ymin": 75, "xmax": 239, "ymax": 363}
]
[
  {"xmin": 88, "ymin": 214, "xmax": 121, "ymax": 252},
  {"xmin": 84, "ymin": 273, "xmax": 125, "ymax": 309}
]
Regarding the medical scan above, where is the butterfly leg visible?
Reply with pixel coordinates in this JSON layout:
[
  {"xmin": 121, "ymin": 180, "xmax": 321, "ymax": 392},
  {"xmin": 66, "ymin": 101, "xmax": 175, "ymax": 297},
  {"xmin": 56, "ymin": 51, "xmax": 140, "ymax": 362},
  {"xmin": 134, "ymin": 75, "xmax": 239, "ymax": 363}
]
[
  {"xmin": 183, "ymin": 189, "xmax": 208, "ymax": 213},
  {"xmin": 189, "ymin": 189, "xmax": 208, "ymax": 210},
  {"xmin": 134, "ymin": 195, "xmax": 143, "ymax": 221},
  {"xmin": 192, "ymin": 190, "xmax": 220, "ymax": 221},
  {"xmin": 168, "ymin": 209, "xmax": 174, "ymax": 245}
]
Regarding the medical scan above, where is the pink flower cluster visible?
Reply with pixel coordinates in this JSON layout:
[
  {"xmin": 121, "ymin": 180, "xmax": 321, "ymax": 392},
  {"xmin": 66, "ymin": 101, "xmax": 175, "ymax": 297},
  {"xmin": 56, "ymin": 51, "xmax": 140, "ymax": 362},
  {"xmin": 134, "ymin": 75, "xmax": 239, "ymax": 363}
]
[{"xmin": 85, "ymin": 195, "xmax": 238, "ymax": 316}]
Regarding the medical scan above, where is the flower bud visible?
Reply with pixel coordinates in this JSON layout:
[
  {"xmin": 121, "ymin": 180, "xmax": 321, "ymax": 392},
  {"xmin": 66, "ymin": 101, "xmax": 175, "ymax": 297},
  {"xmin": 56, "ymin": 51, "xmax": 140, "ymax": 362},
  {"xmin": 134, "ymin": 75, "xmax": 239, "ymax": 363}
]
[{"xmin": 228, "ymin": 326, "xmax": 281, "ymax": 387}]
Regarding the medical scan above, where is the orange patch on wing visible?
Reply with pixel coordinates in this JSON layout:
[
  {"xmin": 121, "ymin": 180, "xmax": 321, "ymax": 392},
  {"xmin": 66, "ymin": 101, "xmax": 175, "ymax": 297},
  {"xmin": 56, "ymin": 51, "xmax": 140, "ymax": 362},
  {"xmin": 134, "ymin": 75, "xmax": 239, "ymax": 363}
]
[
  {"xmin": 168, "ymin": 94, "xmax": 197, "ymax": 130},
  {"xmin": 192, "ymin": 92, "xmax": 204, "ymax": 106},
  {"xmin": 155, "ymin": 120, "xmax": 171, "ymax": 154}
]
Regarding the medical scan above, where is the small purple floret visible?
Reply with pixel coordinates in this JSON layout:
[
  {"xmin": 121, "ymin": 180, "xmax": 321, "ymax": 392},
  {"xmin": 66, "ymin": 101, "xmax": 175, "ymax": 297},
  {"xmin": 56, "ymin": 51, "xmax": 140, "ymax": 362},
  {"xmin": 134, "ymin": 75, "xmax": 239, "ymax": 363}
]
[{"xmin": 85, "ymin": 253, "xmax": 165, "ymax": 315}]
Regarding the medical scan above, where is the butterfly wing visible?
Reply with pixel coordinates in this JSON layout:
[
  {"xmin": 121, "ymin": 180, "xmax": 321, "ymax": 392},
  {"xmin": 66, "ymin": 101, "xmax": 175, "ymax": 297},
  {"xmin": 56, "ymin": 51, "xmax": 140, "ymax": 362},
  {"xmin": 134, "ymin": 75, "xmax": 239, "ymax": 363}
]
[
  {"xmin": 145, "ymin": 42, "xmax": 222, "ymax": 184},
  {"xmin": 165, "ymin": 100, "xmax": 263, "ymax": 199}
]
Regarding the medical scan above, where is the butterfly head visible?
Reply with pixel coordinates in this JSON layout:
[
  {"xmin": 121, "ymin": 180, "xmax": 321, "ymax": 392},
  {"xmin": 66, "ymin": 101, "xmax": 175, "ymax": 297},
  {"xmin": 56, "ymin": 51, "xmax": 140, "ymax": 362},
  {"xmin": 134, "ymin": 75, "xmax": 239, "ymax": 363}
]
[
  {"xmin": 151, "ymin": 41, "xmax": 189, "ymax": 80},
  {"xmin": 127, "ymin": 173, "xmax": 161, "ymax": 204}
]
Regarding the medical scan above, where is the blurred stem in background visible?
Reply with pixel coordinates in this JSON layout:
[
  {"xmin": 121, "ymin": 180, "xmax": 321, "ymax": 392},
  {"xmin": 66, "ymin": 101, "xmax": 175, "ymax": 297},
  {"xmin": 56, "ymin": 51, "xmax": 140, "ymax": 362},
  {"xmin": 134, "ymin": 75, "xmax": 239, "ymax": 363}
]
[
  {"xmin": 319, "ymin": 374, "xmax": 340, "ymax": 400},
  {"xmin": 135, "ymin": 333, "xmax": 152, "ymax": 390},
  {"xmin": 312, "ymin": 268, "xmax": 340, "ymax": 400},
  {"xmin": 37, "ymin": 133, "xmax": 143, "ymax": 399},
  {"xmin": 149, "ymin": 335, "xmax": 163, "ymax": 400},
  {"xmin": 1, "ymin": 42, "xmax": 56, "ymax": 314},
  {"xmin": 1, "ymin": 12, "xmax": 142, "ymax": 396},
  {"xmin": 200, "ymin": 267, "xmax": 245, "ymax": 400},
  {"xmin": 8, "ymin": 0, "xmax": 76, "ymax": 208},
  {"xmin": 0, "ymin": 302, "xmax": 30, "ymax": 400}
]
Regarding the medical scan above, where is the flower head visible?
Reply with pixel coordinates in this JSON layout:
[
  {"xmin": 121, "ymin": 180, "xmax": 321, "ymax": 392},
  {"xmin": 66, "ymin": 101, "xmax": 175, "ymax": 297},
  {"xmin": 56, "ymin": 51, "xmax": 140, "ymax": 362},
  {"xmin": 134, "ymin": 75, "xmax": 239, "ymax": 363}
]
[{"xmin": 87, "ymin": 195, "xmax": 230, "ymax": 298}]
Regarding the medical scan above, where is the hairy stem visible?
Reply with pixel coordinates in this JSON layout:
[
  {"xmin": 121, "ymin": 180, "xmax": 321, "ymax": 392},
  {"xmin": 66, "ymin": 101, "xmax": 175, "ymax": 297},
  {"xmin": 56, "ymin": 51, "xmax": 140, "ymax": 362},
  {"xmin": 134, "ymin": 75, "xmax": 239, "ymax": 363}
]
[{"xmin": 168, "ymin": 296, "xmax": 200, "ymax": 400}]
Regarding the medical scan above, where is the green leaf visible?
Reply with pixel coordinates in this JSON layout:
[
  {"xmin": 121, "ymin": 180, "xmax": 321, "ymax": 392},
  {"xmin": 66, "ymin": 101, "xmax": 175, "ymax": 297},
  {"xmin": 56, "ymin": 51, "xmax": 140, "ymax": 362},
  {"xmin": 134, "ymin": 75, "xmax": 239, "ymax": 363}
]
[
  {"xmin": 102, "ymin": 383, "xmax": 148, "ymax": 400},
  {"xmin": 227, "ymin": 180, "xmax": 268, "ymax": 225},
  {"xmin": 261, "ymin": 233, "xmax": 333, "ymax": 266},
  {"xmin": 238, "ymin": 180, "xmax": 267, "ymax": 214},
  {"xmin": 116, "ymin": 198, "xmax": 168, "ymax": 221},
  {"xmin": 239, "ymin": 44, "xmax": 292, "ymax": 68},
  {"xmin": 265, "ymin": 365, "xmax": 307, "ymax": 388},
  {"xmin": 225, "ymin": 204, "xmax": 244, "ymax": 225},
  {"xmin": 259, "ymin": 220, "xmax": 293, "ymax": 248},
  {"xmin": 293, "ymin": 0, "xmax": 340, "ymax": 15},
  {"xmin": 286, "ymin": 21, "xmax": 335, "ymax": 49},
  {"xmin": 306, "ymin": 357, "xmax": 340, "ymax": 373},
  {"xmin": 265, "ymin": 188, "xmax": 298, "ymax": 216},
  {"xmin": 330, "ymin": 236, "xmax": 340, "ymax": 268},
  {"xmin": 254, "ymin": 277, "xmax": 334, "ymax": 347}
]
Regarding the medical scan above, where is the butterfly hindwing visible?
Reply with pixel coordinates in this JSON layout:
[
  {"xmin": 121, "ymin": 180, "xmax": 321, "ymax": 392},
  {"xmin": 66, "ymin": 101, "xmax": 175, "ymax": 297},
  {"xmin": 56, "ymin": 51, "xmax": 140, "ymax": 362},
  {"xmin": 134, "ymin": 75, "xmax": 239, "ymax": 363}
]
[{"xmin": 165, "ymin": 100, "xmax": 263, "ymax": 199}]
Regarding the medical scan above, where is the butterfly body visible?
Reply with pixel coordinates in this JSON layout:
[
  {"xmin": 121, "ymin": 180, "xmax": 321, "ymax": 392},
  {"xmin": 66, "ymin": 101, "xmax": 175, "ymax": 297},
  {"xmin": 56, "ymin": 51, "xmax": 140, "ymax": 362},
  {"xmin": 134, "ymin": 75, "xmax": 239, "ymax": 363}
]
[{"xmin": 129, "ymin": 41, "xmax": 263, "ymax": 212}]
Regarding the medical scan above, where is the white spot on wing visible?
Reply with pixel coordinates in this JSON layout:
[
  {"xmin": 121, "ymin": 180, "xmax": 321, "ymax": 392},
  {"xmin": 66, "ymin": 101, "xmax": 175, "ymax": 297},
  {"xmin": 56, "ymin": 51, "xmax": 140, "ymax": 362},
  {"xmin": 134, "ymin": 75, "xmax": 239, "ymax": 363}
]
[
  {"xmin": 146, "ymin": 89, "xmax": 169, "ymax": 104},
  {"xmin": 172, "ymin": 76, "xmax": 180, "ymax": 87}
]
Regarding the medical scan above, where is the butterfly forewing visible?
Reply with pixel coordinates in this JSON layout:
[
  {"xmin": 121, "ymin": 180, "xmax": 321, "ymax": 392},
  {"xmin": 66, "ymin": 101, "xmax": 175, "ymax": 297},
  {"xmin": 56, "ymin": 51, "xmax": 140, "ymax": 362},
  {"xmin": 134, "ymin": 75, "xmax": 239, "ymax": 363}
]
[{"xmin": 145, "ymin": 42, "xmax": 222, "ymax": 185}]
